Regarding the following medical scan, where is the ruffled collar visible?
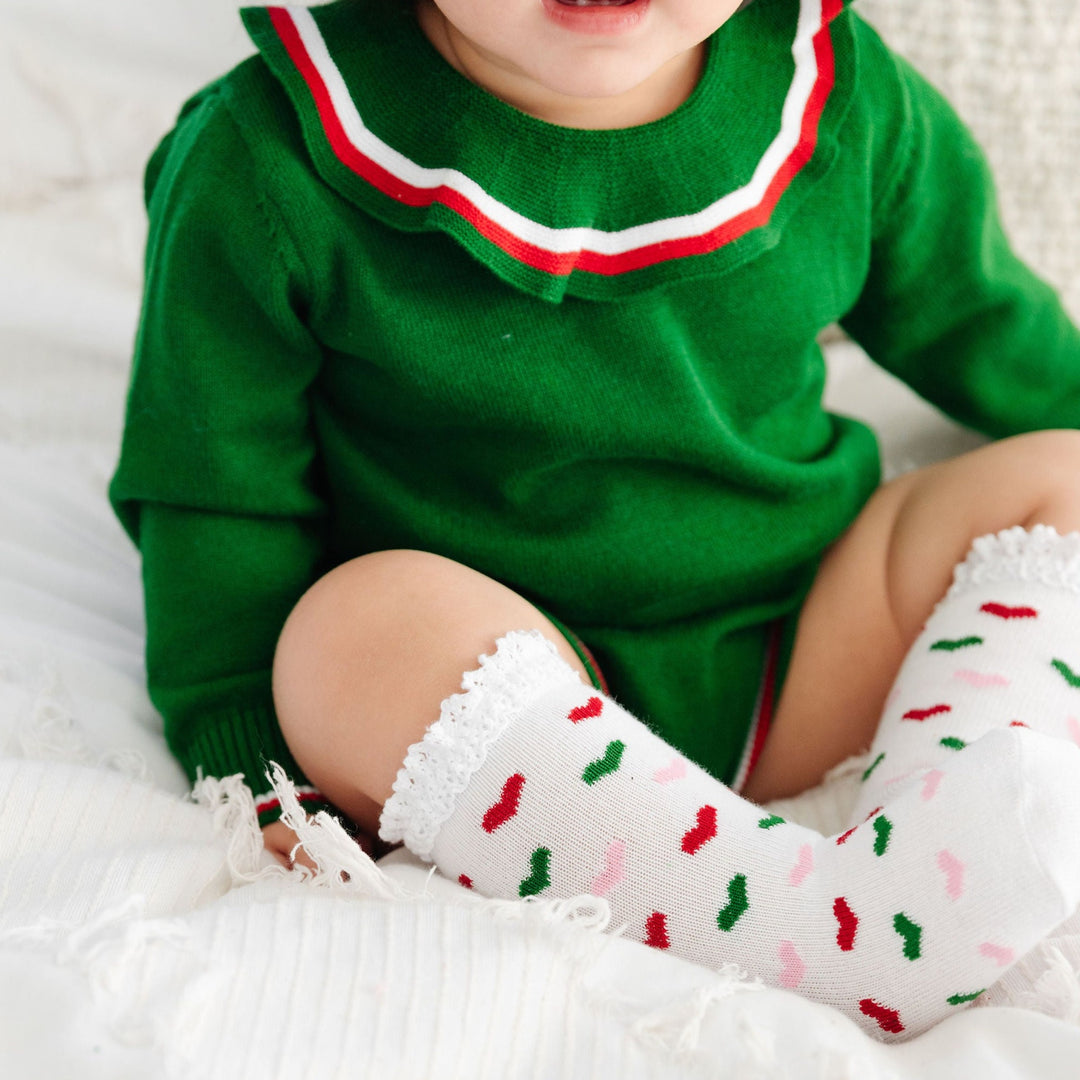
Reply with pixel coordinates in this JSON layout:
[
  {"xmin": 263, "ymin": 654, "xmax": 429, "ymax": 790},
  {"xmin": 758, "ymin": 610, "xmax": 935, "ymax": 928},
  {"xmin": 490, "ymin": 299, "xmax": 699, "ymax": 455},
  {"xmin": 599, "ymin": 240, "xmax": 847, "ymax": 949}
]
[{"xmin": 242, "ymin": 0, "xmax": 854, "ymax": 301}]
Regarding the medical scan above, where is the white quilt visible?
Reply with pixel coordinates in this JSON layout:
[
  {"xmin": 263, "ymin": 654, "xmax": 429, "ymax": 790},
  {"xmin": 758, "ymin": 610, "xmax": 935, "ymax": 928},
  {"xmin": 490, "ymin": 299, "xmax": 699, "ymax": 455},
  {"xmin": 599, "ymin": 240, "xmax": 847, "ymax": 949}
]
[{"xmin": 2, "ymin": 0, "xmax": 1080, "ymax": 1075}]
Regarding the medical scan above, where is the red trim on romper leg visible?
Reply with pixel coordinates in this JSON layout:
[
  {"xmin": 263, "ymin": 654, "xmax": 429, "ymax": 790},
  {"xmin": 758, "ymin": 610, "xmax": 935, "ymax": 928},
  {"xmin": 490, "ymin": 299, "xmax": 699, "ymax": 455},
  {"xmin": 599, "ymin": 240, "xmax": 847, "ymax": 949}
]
[
  {"xmin": 255, "ymin": 791, "xmax": 327, "ymax": 817},
  {"xmin": 743, "ymin": 621, "xmax": 782, "ymax": 782},
  {"xmin": 266, "ymin": 4, "xmax": 838, "ymax": 278},
  {"xmin": 575, "ymin": 637, "xmax": 610, "ymax": 695}
]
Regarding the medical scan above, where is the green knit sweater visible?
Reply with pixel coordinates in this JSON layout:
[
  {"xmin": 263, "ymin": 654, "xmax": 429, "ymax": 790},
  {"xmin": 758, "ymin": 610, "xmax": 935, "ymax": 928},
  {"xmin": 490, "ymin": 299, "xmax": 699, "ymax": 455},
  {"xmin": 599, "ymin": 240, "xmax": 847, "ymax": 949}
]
[{"xmin": 110, "ymin": 0, "xmax": 1080, "ymax": 823}]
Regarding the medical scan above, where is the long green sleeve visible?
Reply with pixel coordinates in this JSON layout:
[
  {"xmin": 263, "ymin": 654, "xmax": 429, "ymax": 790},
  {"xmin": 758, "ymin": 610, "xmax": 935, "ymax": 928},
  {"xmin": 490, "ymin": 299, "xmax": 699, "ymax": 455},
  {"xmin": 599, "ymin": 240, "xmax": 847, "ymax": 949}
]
[
  {"xmin": 841, "ymin": 41, "xmax": 1080, "ymax": 435},
  {"xmin": 110, "ymin": 86, "xmax": 331, "ymax": 820}
]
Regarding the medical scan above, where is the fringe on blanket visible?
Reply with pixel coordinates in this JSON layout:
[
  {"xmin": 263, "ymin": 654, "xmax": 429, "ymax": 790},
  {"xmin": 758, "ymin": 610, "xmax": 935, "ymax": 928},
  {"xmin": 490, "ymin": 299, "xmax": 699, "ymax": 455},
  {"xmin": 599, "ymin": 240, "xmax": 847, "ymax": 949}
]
[
  {"xmin": 632, "ymin": 974, "xmax": 766, "ymax": 1054},
  {"xmin": 194, "ymin": 759, "xmax": 620, "ymax": 923},
  {"xmin": 980, "ymin": 913, "xmax": 1080, "ymax": 1023},
  {"xmin": 0, "ymin": 894, "xmax": 201, "ymax": 1048},
  {"xmin": 194, "ymin": 761, "xmax": 776, "ymax": 1058},
  {"xmin": 0, "ymin": 651, "xmax": 149, "ymax": 779}
]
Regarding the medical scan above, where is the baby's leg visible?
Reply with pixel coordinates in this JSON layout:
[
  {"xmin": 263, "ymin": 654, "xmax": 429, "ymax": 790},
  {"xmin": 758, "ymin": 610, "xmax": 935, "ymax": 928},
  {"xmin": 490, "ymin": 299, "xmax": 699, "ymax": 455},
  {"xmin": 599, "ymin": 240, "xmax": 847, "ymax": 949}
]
[
  {"xmin": 743, "ymin": 429, "xmax": 1080, "ymax": 803},
  {"xmin": 381, "ymin": 656, "xmax": 1076, "ymax": 1039},
  {"xmin": 272, "ymin": 549, "xmax": 595, "ymax": 838},
  {"xmin": 272, "ymin": 510, "xmax": 1080, "ymax": 1039},
  {"xmin": 851, "ymin": 523, "xmax": 1080, "ymax": 821}
]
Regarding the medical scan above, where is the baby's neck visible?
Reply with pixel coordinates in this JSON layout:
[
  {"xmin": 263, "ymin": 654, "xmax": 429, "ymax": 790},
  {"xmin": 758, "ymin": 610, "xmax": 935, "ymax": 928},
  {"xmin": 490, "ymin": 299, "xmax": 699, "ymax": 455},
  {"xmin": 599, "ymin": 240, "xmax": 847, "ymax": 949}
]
[{"xmin": 416, "ymin": 1, "xmax": 706, "ymax": 130}]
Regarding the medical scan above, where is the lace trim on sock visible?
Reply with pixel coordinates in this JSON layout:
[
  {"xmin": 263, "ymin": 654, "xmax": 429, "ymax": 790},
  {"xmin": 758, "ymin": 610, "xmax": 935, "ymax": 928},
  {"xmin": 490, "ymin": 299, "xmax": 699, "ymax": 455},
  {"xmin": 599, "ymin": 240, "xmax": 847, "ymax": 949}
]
[
  {"xmin": 948, "ymin": 525, "xmax": 1080, "ymax": 599},
  {"xmin": 378, "ymin": 629, "xmax": 583, "ymax": 860}
]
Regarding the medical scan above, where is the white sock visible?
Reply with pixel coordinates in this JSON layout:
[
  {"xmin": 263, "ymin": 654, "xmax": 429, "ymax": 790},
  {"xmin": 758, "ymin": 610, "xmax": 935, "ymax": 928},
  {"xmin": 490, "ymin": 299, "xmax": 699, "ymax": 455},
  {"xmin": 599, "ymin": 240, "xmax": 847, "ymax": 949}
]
[
  {"xmin": 379, "ymin": 628, "xmax": 1080, "ymax": 1040},
  {"xmin": 855, "ymin": 525, "xmax": 1080, "ymax": 819}
]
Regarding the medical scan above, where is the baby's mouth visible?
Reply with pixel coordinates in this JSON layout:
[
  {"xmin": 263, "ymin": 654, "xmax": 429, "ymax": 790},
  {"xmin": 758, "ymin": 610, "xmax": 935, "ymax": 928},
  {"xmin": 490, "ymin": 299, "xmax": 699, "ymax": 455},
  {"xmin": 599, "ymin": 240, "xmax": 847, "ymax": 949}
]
[{"xmin": 554, "ymin": 0, "xmax": 639, "ymax": 6}]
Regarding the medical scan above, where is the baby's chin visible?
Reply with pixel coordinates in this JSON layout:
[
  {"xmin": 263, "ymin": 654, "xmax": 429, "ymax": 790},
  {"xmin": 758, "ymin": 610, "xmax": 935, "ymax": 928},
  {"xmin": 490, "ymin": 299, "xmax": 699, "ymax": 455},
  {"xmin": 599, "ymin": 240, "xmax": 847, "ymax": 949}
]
[
  {"xmin": 507, "ymin": 43, "xmax": 702, "ymax": 124},
  {"xmin": 531, "ymin": 63, "xmax": 663, "ymax": 101}
]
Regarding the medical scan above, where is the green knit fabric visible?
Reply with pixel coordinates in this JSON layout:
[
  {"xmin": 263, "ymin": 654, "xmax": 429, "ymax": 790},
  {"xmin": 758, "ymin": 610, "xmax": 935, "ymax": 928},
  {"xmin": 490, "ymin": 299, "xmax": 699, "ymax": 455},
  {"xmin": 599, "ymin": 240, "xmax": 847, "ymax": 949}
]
[
  {"xmin": 239, "ymin": 0, "xmax": 853, "ymax": 302},
  {"xmin": 110, "ymin": 0, "xmax": 1080, "ymax": 820}
]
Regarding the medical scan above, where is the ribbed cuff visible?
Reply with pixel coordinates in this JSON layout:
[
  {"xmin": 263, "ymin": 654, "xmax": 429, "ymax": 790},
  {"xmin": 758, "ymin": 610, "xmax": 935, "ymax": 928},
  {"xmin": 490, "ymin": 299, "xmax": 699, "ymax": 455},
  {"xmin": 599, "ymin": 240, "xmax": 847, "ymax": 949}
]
[{"xmin": 175, "ymin": 702, "xmax": 334, "ymax": 827}]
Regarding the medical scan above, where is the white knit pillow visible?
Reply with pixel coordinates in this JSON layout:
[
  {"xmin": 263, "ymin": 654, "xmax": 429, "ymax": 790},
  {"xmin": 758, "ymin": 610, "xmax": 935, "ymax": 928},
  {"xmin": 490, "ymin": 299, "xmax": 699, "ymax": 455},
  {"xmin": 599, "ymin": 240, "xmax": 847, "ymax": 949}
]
[{"xmin": 857, "ymin": 0, "xmax": 1080, "ymax": 319}]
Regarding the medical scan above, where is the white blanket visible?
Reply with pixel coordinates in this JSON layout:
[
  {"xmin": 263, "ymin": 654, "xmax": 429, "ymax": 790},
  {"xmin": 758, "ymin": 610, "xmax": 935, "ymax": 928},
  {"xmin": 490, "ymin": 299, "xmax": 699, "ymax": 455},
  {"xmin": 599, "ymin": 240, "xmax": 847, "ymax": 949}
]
[{"xmin": 3, "ymin": 0, "xmax": 1080, "ymax": 1075}]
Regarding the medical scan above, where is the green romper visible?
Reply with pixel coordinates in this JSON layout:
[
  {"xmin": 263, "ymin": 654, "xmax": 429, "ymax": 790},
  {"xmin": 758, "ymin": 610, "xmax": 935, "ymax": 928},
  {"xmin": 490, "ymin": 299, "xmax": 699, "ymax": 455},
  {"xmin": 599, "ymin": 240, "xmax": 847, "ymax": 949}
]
[{"xmin": 110, "ymin": 0, "xmax": 1080, "ymax": 823}]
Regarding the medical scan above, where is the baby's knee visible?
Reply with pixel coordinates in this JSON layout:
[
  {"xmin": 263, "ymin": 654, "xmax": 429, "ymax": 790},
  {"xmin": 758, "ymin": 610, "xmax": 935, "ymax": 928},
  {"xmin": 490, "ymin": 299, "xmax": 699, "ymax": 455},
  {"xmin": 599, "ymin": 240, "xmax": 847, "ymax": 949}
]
[
  {"xmin": 1000, "ymin": 430, "xmax": 1080, "ymax": 529},
  {"xmin": 271, "ymin": 549, "xmax": 490, "ymax": 754},
  {"xmin": 273, "ymin": 549, "xmax": 478, "ymax": 681},
  {"xmin": 271, "ymin": 550, "xmax": 587, "ymax": 822},
  {"xmin": 1006, "ymin": 428, "xmax": 1080, "ymax": 474},
  {"xmin": 273, "ymin": 549, "xmax": 575, "ymax": 702}
]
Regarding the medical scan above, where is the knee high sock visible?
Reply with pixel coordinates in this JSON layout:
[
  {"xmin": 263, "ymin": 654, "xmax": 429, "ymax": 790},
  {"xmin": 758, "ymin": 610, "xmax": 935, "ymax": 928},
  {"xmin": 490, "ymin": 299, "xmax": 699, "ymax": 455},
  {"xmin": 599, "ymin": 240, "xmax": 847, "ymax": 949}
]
[
  {"xmin": 378, "ymin": 552, "xmax": 1080, "ymax": 1040},
  {"xmin": 854, "ymin": 525, "xmax": 1080, "ymax": 820}
]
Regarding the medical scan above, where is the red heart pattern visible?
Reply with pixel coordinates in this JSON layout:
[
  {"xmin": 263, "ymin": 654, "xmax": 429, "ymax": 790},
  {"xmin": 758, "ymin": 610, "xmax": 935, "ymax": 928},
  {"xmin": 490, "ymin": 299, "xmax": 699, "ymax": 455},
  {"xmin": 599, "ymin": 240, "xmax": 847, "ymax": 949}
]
[
  {"xmin": 482, "ymin": 773, "xmax": 526, "ymax": 833},
  {"xmin": 645, "ymin": 912, "xmax": 670, "ymax": 950},
  {"xmin": 980, "ymin": 602, "xmax": 1038, "ymax": 620},
  {"xmin": 903, "ymin": 704, "xmax": 952, "ymax": 722},
  {"xmin": 568, "ymin": 697, "xmax": 604, "ymax": 723},
  {"xmin": 681, "ymin": 805, "xmax": 718, "ymax": 854}
]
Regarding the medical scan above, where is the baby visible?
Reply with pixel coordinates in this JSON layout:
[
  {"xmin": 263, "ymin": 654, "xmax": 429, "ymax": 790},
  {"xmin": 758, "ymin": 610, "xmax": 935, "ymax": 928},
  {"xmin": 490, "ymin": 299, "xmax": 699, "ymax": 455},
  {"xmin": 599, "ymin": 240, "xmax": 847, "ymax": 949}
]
[{"xmin": 110, "ymin": 0, "xmax": 1080, "ymax": 1040}]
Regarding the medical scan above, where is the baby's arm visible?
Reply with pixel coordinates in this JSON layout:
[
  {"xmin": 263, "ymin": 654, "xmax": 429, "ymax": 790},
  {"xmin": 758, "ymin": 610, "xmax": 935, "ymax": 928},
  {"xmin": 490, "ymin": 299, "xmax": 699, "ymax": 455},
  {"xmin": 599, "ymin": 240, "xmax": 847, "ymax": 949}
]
[
  {"xmin": 262, "ymin": 819, "xmax": 377, "ymax": 869},
  {"xmin": 840, "ymin": 18, "xmax": 1080, "ymax": 435},
  {"xmin": 262, "ymin": 820, "xmax": 315, "ymax": 869},
  {"xmin": 111, "ymin": 82, "xmax": 335, "ymax": 836}
]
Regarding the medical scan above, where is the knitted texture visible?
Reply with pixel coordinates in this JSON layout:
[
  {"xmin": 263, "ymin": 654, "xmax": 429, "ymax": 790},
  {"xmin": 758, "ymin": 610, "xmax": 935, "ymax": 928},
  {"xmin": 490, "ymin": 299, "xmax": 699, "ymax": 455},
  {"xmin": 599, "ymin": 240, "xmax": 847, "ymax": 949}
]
[
  {"xmin": 380, "ymin": 630, "xmax": 1080, "ymax": 1041},
  {"xmin": 243, "ymin": 0, "xmax": 850, "ymax": 301}
]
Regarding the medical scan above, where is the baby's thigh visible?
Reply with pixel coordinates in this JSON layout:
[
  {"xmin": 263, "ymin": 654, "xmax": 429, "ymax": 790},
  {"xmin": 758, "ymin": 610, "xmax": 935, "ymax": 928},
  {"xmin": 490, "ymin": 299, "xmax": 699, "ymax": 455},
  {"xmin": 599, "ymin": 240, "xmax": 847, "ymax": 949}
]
[
  {"xmin": 271, "ymin": 550, "xmax": 590, "ymax": 835},
  {"xmin": 742, "ymin": 470, "xmax": 919, "ymax": 802}
]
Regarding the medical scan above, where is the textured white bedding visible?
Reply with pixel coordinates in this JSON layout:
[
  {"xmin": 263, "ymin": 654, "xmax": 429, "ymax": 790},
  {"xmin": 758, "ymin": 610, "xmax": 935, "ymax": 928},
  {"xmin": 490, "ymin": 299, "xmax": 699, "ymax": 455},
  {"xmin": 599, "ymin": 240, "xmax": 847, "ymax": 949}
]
[{"xmin": 2, "ymin": 0, "xmax": 1079, "ymax": 1075}]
